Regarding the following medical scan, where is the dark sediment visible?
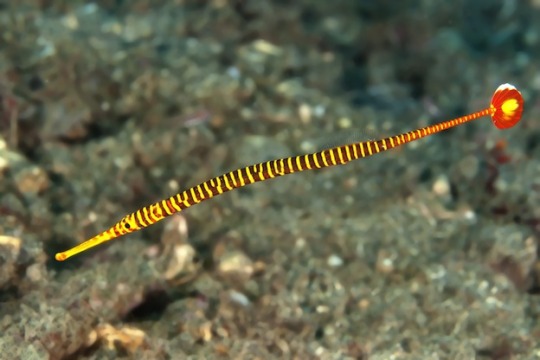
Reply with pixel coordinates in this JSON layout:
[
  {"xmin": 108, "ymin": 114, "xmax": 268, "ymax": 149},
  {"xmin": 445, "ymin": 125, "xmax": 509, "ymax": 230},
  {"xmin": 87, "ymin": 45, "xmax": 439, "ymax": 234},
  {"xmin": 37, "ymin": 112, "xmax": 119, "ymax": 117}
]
[{"xmin": 0, "ymin": 1, "xmax": 539, "ymax": 359}]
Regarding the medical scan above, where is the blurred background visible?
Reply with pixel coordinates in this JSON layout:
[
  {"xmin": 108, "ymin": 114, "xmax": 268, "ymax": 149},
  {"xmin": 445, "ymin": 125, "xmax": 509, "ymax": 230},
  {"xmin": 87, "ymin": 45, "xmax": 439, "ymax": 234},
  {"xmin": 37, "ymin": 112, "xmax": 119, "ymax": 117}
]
[{"xmin": 0, "ymin": 1, "xmax": 539, "ymax": 358}]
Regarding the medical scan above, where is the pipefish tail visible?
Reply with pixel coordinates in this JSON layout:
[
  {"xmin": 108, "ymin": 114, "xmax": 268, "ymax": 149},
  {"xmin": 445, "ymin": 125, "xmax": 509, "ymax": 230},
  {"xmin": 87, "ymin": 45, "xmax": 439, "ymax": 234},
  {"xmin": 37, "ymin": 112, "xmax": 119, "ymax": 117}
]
[{"xmin": 55, "ymin": 83, "xmax": 524, "ymax": 261}]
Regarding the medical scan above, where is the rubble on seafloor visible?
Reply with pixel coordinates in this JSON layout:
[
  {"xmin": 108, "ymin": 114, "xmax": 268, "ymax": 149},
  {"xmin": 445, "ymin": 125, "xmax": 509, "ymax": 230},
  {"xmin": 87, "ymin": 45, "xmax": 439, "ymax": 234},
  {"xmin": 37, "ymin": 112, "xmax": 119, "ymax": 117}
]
[{"xmin": 1, "ymin": 1, "xmax": 539, "ymax": 358}]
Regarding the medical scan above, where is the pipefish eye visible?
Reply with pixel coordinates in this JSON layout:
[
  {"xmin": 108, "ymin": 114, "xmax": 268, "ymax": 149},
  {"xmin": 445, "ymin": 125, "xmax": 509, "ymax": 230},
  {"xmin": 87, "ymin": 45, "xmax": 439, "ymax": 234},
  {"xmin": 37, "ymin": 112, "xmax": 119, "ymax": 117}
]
[{"xmin": 119, "ymin": 218, "xmax": 132, "ymax": 231}]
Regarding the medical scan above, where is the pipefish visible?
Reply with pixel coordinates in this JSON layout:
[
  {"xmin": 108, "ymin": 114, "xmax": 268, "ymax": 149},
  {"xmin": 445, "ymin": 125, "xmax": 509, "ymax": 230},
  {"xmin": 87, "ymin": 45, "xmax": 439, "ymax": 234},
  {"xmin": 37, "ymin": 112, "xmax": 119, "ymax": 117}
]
[{"xmin": 55, "ymin": 83, "xmax": 524, "ymax": 261}]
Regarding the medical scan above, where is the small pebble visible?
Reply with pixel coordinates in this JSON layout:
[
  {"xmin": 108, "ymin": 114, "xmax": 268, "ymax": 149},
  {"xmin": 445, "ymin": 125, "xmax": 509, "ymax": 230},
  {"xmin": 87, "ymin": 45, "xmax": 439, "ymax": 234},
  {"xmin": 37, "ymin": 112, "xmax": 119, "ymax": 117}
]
[
  {"xmin": 217, "ymin": 250, "xmax": 254, "ymax": 280},
  {"xmin": 14, "ymin": 166, "xmax": 49, "ymax": 195},
  {"xmin": 432, "ymin": 175, "xmax": 450, "ymax": 197},
  {"xmin": 229, "ymin": 290, "xmax": 251, "ymax": 307},
  {"xmin": 376, "ymin": 250, "xmax": 394, "ymax": 274},
  {"xmin": 298, "ymin": 103, "xmax": 312, "ymax": 124},
  {"xmin": 26, "ymin": 264, "xmax": 44, "ymax": 283},
  {"xmin": 327, "ymin": 254, "xmax": 344, "ymax": 267}
]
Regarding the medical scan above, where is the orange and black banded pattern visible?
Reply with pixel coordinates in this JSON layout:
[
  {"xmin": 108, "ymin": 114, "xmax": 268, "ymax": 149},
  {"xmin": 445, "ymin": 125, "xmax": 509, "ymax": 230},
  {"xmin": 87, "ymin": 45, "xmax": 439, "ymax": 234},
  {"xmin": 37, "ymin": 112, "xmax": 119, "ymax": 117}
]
[{"xmin": 55, "ymin": 83, "xmax": 524, "ymax": 261}]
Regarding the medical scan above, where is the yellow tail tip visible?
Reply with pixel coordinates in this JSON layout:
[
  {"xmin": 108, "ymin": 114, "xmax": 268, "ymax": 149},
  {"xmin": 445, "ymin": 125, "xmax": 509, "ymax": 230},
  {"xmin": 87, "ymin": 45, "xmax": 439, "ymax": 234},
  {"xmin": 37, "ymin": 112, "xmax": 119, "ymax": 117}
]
[
  {"xmin": 490, "ymin": 83, "xmax": 524, "ymax": 129},
  {"xmin": 55, "ymin": 252, "xmax": 67, "ymax": 261}
]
